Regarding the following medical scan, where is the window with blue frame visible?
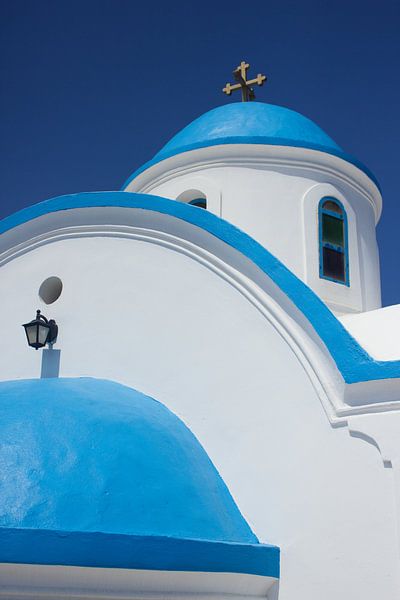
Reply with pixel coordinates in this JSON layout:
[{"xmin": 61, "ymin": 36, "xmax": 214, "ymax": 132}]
[{"xmin": 319, "ymin": 198, "xmax": 349, "ymax": 285}]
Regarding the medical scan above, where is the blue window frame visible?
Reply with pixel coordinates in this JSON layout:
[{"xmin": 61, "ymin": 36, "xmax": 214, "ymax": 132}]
[{"xmin": 319, "ymin": 198, "xmax": 349, "ymax": 286}]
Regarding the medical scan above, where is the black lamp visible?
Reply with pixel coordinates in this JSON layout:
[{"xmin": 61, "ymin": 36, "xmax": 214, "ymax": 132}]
[{"xmin": 22, "ymin": 310, "xmax": 58, "ymax": 350}]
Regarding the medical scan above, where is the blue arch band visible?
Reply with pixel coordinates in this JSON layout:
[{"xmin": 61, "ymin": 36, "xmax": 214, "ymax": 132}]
[
  {"xmin": 0, "ymin": 191, "xmax": 398, "ymax": 384},
  {"xmin": 0, "ymin": 528, "xmax": 279, "ymax": 577},
  {"xmin": 122, "ymin": 137, "xmax": 380, "ymax": 191}
]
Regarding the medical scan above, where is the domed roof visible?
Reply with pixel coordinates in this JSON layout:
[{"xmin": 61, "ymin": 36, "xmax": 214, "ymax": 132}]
[
  {"xmin": 0, "ymin": 377, "xmax": 278, "ymax": 576},
  {"xmin": 155, "ymin": 102, "xmax": 342, "ymax": 159},
  {"xmin": 123, "ymin": 102, "xmax": 377, "ymax": 188}
]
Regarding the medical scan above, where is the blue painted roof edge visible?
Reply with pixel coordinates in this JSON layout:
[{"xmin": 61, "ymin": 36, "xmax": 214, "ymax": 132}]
[
  {"xmin": 121, "ymin": 137, "xmax": 380, "ymax": 191},
  {"xmin": 0, "ymin": 527, "xmax": 279, "ymax": 578},
  {"xmin": 0, "ymin": 190, "xmax": 398, "ymax": 385}
]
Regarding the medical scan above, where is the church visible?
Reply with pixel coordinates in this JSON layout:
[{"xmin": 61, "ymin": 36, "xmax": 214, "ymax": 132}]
[{"xmin": 1, "ymin": 62, "xmax": 400, "ymax": 599}]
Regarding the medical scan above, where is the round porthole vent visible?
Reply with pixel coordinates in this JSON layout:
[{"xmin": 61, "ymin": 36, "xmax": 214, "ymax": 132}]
[{"xmin": 39, "ymin": 276, "xmax": 63, "ymax": 305}]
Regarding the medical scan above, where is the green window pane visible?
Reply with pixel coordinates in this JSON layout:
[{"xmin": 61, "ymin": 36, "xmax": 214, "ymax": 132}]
[{"xmin": 322, "ymin": 214, "xmax": 344, "ymax": 247}]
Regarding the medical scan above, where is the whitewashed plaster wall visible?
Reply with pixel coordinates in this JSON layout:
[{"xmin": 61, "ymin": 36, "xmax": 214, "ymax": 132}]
[
  {"xmin": 0, "ymin": 214, "xmax": 398, "ymax": 600},
  {"xmin": 125, "ymin": 145, "xmax": 382, "ymax": 315},
  {"xmin": 340, "ymin": 304, "xmax": 400, "ymax": 360}
]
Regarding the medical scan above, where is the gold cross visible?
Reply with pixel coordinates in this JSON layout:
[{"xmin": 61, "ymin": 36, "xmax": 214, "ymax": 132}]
[{"xmin": 223, "ymin": 61, "xmax": 267, "ymax": 102}]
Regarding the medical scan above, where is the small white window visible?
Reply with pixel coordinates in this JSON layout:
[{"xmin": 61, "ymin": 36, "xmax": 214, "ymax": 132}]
[{"xmin": 176, "ymin": 190, "xmax": 207, "ymax": 209}]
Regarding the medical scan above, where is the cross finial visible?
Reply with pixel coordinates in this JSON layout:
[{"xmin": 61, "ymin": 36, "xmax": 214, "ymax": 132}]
[{"xmin": 223, "ymin": 61, "xmax": 267, "ymax": 102}]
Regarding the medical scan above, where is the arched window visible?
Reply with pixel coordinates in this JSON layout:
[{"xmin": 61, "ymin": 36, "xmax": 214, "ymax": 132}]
[
  {"xmin": 319, "ymin": 198, "xmax": 349, "ymax": 285},
  {"xmin": 188, "ymin": 198, "xmax": 207, "ymax": 209},
  {"xmin": 176, "ymin": 190, "xmax": 207, "ymax": 210}
]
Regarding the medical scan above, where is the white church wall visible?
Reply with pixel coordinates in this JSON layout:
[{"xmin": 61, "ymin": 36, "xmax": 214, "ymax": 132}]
[
  {"xmin": 0, "ymin": 223, "xmax": 399, "ymax": 600},
  {"xmin": 356, "ymin": 194, "xmax": 382, "ymax": 311},
  {"xmin": 126, "ymin": 145, "xmax": 382, "ymax": 315},
  {"xmin": 340, "ymin": 304, "xmax": 400, "ymax": 360}
]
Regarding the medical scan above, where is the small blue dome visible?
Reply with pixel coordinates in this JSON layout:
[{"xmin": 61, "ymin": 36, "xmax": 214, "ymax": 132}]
[
  {"xmin": 123, "ymin": 102, "xmax": 378, "ymax": 188},
  {"xmin": 0, "ymin": 377, "xmax": 279, "ymax": 576},
  {"xmin": 155, "ymin": 102, "xmax": 342, "ymax": 159}
]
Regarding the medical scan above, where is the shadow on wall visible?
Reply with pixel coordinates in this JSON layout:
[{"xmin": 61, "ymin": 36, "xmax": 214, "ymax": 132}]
[
  {"xmin": 41, "ymin": 349, "xmax": 61, "ymax": 379},
  {"xmin": 268, "ymin": 581, "xmax": 280, "ymax": 599}
]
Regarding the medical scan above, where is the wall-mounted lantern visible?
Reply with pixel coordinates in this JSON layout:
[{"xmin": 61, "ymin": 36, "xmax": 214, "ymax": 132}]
[{"xmin": 22, "ymin": 310, "xmax": 58, "ymax": 350}]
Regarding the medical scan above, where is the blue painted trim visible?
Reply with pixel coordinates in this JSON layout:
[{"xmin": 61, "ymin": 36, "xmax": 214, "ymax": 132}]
[
  {"xmin": 318, "ymin": 197, "xmax": 350, "ymax": 287},
  {"xmin": 1, "ymin": 190, "xmax": 399, "ymax": 384},
  {"xmin": 0, "ymin": 528, "xmax": 279, "ymax": 578},
  {"xmin": 121, "ymin": 136, "xmax": 380, "ymax": 191}
]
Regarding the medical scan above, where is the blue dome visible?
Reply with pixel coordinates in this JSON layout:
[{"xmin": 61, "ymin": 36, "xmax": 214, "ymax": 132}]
[
  {"xmin": 0, "ymin": 377, "xmax": 278, "ymax": 576},
  {"xmin": 123, "ymin": 102, "xmax": 378, "ymax": 188},
  {"xmin": 155, "ymin": 102, "xmax": 342, "ymax": 159}
]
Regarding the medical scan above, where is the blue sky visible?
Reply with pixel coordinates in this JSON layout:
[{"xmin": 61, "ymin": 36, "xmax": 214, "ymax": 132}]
[{"xmin": 1, "ymin": 0, "xmax": 399, "ymax": 305}]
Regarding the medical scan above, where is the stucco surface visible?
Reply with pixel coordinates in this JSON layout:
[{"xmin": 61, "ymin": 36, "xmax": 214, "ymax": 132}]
[{"xmin": 340, "ymin": 304, "xmax": 400, "ymax": 360}]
